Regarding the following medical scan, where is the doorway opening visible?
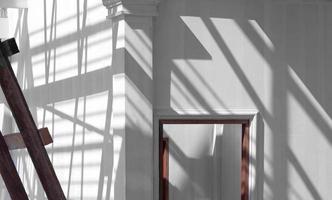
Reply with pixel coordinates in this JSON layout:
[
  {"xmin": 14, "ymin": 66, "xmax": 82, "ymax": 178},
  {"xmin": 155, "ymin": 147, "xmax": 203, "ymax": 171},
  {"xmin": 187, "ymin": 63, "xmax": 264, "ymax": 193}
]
[{"xmin": 159, "ymin": 119, "xmax": 249, "ymax": 200}]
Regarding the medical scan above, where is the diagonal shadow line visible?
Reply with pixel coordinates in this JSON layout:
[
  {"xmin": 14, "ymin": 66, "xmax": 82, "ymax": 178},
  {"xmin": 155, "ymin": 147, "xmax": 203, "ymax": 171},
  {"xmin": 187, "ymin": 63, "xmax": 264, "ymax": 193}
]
[
  {"xmin": 165, "ymin": 135, "xmax": 214, "ymax": 194},
  {"xmin": 235, "ymin": 20, "xmax": 332, "ymax": 138},
  {"xmin": 184, "ymin": 60, "xmax": 232, "ymax": 112},
  {"xmin": 42, "ymin": 105, "xmax": 109, "ymax": 138},
  {"xmin": 125, "ymin": 38, "xmax": 153, "ymax": 78},
  {"xmin": 287, "ymin": 147, "xmax": 322, "ymax": 200},
  {"xmin": 237, "ymin": 16, "xmax": 332, "ymax": 132},
  {"xmin": 263, "ymin": 164, "xmax": 303, "ymax": 200},
  {"xmin": 164, "ymin": 126, "xmax": 248, "ymax": 197},
  {"xmin": 96, "ymin": 16, "xmax": 119, "ymax": 199},
  {"xmin": 126, "ymin": 23, "xmax": 152, "ymax": 52},
  {"xmin": 171, "ymin": 66, "xmax": 218, "ymax": 114},
  {"xmin": 127, "ymin": 97, "xmax": 152, "ymax": 128},
  {"xmin": 47, "ymin": 1, "xmax": 83, "ymax": 196},
  {"xmin": 234, "ymin": 16, "xmax": 331, "ymax": 200},
  {"xmin": 1, "ymin": 2, "xmax": 111, "ymax": 200},
  {"xmin": 171, "ymin": 72, "xmax": 204, "ymax": 109},
  {"xmin": 10, "ymin": 9, "xmax": 42, "ymax": 198},
  {"xmin": 96, "ymin": 89, "xmax": 113, "ymax": 200},
  {"xmin": 201, "ymin": 17, "xmax": 273, "ymax": 124},
  {"xmin": 234, "ymin": 20, "xmax": 275, "ymax": 64},
  {"xmin": 202, "ymin": 17, "xmax": 288, "ymax": 200},
  {"xmin": 288, "ymin": 76, "xmax": 332, "ymax": 144}
]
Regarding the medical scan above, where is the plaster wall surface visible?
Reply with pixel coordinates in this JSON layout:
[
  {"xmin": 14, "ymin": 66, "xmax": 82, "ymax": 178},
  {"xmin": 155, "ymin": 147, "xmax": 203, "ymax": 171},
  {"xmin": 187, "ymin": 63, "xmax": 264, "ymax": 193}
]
[
  {"xmin": 154, "ymin": 0, "xmax": 332, "ymax": 199},
  {"xmin": 0, "ymin": 0, "xmax": 331, "ymax": 199},
  {"xmin": 0, "ymin": 1, "xmax": 115, "ymax": 199}
]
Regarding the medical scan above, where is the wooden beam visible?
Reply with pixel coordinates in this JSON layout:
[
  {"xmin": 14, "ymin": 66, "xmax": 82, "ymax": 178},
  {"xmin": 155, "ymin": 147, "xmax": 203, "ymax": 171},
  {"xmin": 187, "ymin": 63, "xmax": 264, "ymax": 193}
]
[
  {"xmin": 241, "ymin": 123, "xmax": 250, "ymax": 200},
  {"xmin": 0, "ymin": 38, "xmax": 66, "ymax": 200},
  {"xmin": 0, "ymin": 130, "xmax": 29, "ymax": 200},
  {"xmin": 162, "ymin": 138, "xmax": 169, "ymax": 200},
  {"xmin": 4, "ymin": 127, "xmax": 52, "ymax": 150}
]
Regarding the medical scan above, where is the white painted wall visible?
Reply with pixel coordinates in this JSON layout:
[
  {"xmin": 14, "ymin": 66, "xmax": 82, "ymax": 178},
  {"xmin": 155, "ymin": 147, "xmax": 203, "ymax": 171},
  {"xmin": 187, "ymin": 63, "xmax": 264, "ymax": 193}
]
[
  {"xmin": 0, "ymin": 1, "xmax": 114, "ymax": 199},
  {"xmin": 0, "ymin": 0, "xmax": 331, "ymax": 199},
  {"xmin": 154, "ymin": 0, "xmax": 332, "ymax": 199}
]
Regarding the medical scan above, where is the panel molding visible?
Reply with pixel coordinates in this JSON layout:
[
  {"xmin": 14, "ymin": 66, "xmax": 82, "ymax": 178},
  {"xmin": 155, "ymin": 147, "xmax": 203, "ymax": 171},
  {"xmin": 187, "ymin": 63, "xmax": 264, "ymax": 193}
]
[{"xmin": 153, "ymin": 109, "xmax": 262, "ymax": 200}]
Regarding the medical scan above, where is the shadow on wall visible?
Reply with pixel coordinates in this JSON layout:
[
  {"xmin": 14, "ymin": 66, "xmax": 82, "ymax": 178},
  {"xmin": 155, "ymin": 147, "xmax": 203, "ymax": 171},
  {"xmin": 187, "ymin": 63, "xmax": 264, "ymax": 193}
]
[
  {"xmin": 154, "ymin": 0, "xmax": 332, "ymax": 199},
  {"xmin": 0, "ymin": 0, "xmax": 130, "ymax": 199},
  {"xmin": 0, "ymin": 0, "xmax": 155, "ymax": 199}
]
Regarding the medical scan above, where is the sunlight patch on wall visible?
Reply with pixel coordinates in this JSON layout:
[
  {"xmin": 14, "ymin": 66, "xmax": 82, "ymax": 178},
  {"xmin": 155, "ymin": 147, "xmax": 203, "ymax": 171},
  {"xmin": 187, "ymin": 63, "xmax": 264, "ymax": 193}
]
[
  {"xmin": 111, "ymin": 74, "xmax": 126, "ymax": 130},
  {"xmin": 164, "ymin": 125, "xmax": 214, "ymax": 159},
  {"xmin": 287, "ymin": 148, "xmax": 319, "ymax": 200},
  {"xmin": 210, "ymin": 18, "xmax": 271, "ymax": 74},
  {"xmin": 85, "ymin": 29, "xmax": 112, "ymax": 73},
  {"xmin": 116, "ymin": 20, "xmax": 125, "ymax": 49},
  {"xmin": 31, "ymin": 91, "xmax": 111, "ymax": 199},
  {"xmin": 180, "ymin": 16, "xmax": 223, "ymax": 58},
  {"xmin": 25, "ymin": 0, "xmax": 112, "ymax": 86},
  {"xmin": 248, "ymin": 20, "xmax": 275, "ymax": 51},
  {"xmin": 173, "ymin": 16, "xmax": 266, "ymax": 110},
  {"xmin": 126, "ymin": 25, "xmax": 152, "ymax": 79},
  {"xmin": 287, "ymin": 65, "xmax": 332, "ymax": 200},
  {"xmin": 288, "ymin": 66, "xmax": 332, "ymax": 129},
  {"xmin": 110, "ymin": 135, "xmax": 122, "ymax": 200},
  {"xmin": 125, "ymin": 74, "xmax": 152, "ymax": 132},
  {"xmin": 170, "ymin": 70, "xmax": 205, "ymax": 111},
  {"xmin": 168, "ymin": 153, "xmax": 190, "ymax": 192},
  {"xmin": 84, "ymin": 91, "xmax": 109, "ymax": 130}
]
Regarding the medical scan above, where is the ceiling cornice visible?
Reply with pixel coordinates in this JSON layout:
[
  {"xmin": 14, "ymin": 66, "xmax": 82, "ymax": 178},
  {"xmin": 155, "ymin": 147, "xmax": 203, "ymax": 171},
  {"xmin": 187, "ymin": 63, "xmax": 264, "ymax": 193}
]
[{"xmin": 102, "ymin": 0, "xmax": 160, "ymax": 19}]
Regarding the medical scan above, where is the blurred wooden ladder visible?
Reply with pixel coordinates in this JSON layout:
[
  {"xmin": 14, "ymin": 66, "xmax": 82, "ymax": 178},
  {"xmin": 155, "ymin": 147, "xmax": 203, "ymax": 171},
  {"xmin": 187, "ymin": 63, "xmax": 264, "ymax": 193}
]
[{"xmin": 0, "ymin": 38, "xmax": 66, "ymax": 200}]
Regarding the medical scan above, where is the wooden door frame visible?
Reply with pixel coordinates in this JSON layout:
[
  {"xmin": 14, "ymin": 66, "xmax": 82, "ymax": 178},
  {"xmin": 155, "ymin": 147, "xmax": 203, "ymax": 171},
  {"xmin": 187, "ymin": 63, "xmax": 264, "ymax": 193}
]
[{"xmin": 159, "ymin": 119, "xmax": 250, "ymax": 200}]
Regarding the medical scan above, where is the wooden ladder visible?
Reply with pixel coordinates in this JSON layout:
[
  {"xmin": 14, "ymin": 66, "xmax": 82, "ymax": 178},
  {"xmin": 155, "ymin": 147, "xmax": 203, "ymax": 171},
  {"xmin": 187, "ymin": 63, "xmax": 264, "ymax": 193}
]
[{"xmin": 0, "ymin": 38, "xmax": 66, "ymax": 200}]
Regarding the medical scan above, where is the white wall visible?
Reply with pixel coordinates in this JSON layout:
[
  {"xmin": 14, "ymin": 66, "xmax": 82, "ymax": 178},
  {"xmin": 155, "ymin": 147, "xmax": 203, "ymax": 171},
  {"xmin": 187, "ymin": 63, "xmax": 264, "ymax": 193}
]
[
  {"xmin": 0, "ymin": 1, "xmax": 114, "ymax": 199},
  {"xmin": 0, "ymin": 0, "xmax": 331, "ymax": 199},
  {"xmin": 154, "ymin": 0, "xmax": 332, "ymax": 199}
]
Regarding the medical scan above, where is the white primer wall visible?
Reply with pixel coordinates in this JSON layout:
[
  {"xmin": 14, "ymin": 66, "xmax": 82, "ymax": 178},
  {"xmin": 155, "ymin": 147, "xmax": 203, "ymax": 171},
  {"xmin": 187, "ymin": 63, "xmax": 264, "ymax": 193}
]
[
  {"xmin": 0, "ymin": 1, "xmax": 114, "ymax": 199},
  {"xmin": 154, "ymin": 0, "xmax": 332, "ymax": 199},
  {"xmin": 0, "ymin": 0, "xmax": 331, "ymax": 199}
]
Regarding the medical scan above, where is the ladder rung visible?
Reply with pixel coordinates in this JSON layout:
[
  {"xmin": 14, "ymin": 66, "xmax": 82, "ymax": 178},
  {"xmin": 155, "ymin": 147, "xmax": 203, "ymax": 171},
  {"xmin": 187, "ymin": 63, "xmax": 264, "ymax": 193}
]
[{"xmin": 4, "ymin": 127, "xmax": 53, "ymax": 150}]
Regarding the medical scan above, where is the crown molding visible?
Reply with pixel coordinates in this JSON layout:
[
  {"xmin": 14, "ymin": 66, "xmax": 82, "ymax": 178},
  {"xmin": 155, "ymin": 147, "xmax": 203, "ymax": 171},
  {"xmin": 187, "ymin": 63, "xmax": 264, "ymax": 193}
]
[{"xmin": 102, "ymin": 0, "xmax": 159, "ymax": 19}]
